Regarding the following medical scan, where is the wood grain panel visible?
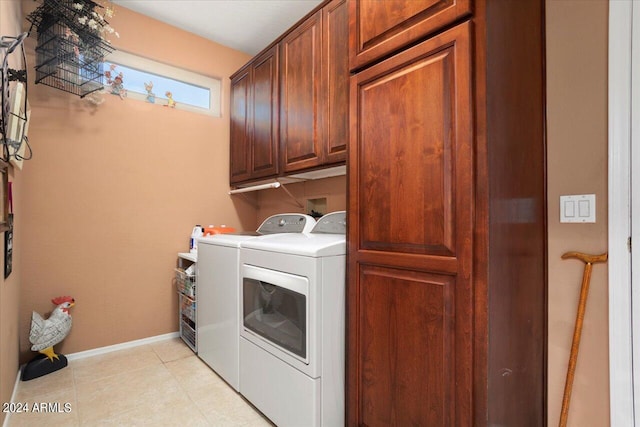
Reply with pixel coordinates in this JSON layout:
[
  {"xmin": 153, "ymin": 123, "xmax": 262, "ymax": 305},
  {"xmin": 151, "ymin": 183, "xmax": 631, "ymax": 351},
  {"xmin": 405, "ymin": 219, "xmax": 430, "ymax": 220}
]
[
  {"xmin": 230, "ymin": 68, "xmax": 251, "ymax": 183},
  {"xmin": 480, "ymin": 0, "xmax": 547, "ymax": 424},
  {"xmin": 349, "ymin": 0, "xmax": 472, "ymax": 70},
  {"xmin": 348, "ymin": 22, "xmax": 474, "ymax": 427},
  {"xmin": 280, "ymin": 11, "xmax": 323, "ymax": 171},
  {"xmin": 352, "ymin": 24, "xmax": 472, "ymax": 257},
  {"xmin": 251, "ymin": 47, "xmax": 279, "ymax": 177},
  {"xmin": 324, "ymin": 0, "xmax": 349, "ymax": 164},
  {"xmin": 356, "ymin": 265, "xmax": 457, "ymax": 426},
  {"xmin": 352, "ymin": 250, "xmax": 459, "ymax": 274}
]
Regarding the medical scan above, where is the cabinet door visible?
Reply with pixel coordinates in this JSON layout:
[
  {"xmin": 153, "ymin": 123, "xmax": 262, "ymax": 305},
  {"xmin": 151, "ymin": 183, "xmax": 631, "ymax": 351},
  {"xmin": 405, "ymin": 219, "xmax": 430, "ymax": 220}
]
[
  {"xmin": 324, "ymin": 0, "xmax": 348, "ymax": 165},
  {"xmin": 230, "ymin": 68, "xmax": 251, "ymax": 183},
  {"xmin": 280, "ymin": 10, "xmax": 323, "ymax": 172},
  {"xmin": 347, "ymin": 22, "xmax": 473, "ymax": 426},
  {"xmin": 349, "ymin": 0, "xmax": 471, "ymax": 71},
  {"xmin": 251, "ymin": 46, "xmax": 279, "ymax": 178}
]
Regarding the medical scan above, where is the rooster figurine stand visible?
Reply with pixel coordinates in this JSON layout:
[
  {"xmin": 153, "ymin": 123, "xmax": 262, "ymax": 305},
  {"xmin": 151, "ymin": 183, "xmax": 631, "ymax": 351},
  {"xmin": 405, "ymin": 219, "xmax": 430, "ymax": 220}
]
[{"xmin": 21, "ymin": 296, "xmax": 75, "ymax": 381}]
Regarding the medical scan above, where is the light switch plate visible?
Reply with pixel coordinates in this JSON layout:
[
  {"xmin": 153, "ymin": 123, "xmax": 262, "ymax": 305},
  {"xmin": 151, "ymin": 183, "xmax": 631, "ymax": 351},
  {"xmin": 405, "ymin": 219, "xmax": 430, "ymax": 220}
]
[{"xmin": 560, "ymin": 194, "xmax": 596, "ymax": 223}]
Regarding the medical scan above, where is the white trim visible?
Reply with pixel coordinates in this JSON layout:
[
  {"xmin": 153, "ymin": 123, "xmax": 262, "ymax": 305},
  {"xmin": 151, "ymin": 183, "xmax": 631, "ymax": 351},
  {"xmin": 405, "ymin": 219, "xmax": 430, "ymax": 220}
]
[
  {"xmin": 608, "ymin": 1, "xmax": 635, "ymax": 425},
  {"xmin": 66, "ymin": 331, "xmax": 179, "ymax": 361},
  {"xmin": 633, "ymin": 3, "xmax": 640, "ymax": 423},
  {"xmin": 2, "ymin": 370, "xmax": 22, "ymax": 427}
]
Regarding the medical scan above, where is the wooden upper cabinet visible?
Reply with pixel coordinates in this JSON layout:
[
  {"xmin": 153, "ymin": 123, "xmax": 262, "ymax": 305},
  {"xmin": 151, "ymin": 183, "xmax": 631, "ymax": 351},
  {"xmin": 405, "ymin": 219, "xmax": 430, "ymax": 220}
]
[
  {"xmin": 281, "ymin": 0, "xmax": 349, "ymax": 173},
  {"xmin": 230, "ymin": 67, "xmax": 251, "ymax": 183},
  {"xmin": 324, "ymin": 0, "xmax": 349, "ymax": 165},
  {"xmin": 230, "ymin": 0, "xmax": 348, "ymax": 184},
  {"xmin": 280, "ymin": 10, "xmax": 324, "ymax": 172},
  {"xmin": 229, "ymin": 46, "xmax": 279, "ymax": 184},
  {"xmin": 250, "ymin": 47, "xmax": 279, "ymax": 179},
  {"xmin": 349, "ymin": 0, "xmax": 472, "ymax": 70}
]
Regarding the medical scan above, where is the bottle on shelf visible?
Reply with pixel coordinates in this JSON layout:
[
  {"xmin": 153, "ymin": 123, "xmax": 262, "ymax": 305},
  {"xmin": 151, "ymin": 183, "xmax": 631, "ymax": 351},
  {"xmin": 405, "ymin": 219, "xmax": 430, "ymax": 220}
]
[{"xmin": 190, "ymin": 225, "xmax": 204, "ymax": 253}]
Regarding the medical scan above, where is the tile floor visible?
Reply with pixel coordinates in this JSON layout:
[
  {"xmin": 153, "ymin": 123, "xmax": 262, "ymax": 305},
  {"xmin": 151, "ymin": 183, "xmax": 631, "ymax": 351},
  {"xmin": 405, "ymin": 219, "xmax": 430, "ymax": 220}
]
[{"xmin": 6, "ymin": 338, "xmax": 273, "ymax": 426}]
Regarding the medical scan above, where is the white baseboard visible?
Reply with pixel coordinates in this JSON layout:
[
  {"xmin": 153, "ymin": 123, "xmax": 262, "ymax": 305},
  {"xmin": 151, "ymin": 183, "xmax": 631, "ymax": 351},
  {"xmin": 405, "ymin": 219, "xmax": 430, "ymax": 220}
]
[
  {"xmin": 66, "ymin": 331, "xmax": 180, "ymax": 361},
  {"xmin": 2, "ymin": 370, "xmax": 22, "ymax": 427},
  {"xmin": 3, "ymin": 331, "xmax": 180, "ymax": 427}
]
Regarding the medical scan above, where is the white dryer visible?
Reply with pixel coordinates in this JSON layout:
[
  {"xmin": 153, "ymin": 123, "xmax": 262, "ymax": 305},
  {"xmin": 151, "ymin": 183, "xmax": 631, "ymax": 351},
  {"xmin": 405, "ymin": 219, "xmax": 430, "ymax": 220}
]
[
  {"xmin": 238, "ymin": 211, "xmax": 346, "ymax": 427},
  {"xmin": 196, "ymin": 214, "xmax": 315, "ymax": 391}
]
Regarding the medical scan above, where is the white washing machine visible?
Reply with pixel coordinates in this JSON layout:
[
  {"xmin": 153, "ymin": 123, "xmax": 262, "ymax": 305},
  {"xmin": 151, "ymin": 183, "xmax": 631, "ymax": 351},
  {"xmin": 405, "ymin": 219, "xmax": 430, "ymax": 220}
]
[
  {"xmin": 238, "ymin": 211, "xmax": 346, "ymax": 427},
  {"xmin": 196, "ymin": 214, "xmax": 316, "ymax": 391}
]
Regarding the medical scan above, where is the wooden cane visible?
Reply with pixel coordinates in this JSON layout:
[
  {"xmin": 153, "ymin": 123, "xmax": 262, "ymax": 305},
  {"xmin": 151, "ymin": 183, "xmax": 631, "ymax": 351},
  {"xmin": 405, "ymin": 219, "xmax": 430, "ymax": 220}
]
[{"xmin": 558, "ymin": 251, "xmax": 608, "ymax": 427}]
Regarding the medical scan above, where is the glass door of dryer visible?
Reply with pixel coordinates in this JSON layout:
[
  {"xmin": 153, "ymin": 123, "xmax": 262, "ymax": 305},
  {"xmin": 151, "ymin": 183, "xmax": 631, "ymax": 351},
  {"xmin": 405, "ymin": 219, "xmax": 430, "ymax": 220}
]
[{"xmin": 242, "ymin": 265, "xmax": 309, "ymax": 363}]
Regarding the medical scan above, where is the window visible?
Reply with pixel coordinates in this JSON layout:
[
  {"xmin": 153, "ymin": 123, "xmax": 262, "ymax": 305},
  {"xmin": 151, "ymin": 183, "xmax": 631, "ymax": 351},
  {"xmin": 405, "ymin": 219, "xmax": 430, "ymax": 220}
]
[{"xmin": 103, "ymin": 50, "xmax": 222, "ymax": 117}]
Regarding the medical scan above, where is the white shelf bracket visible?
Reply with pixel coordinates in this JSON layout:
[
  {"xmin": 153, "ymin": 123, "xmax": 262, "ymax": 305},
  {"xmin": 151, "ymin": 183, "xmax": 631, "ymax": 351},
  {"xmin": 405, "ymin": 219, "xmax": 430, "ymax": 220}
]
[{"xmin": 276, "ymin": 179, "xmax": 304, "ymax": 209}]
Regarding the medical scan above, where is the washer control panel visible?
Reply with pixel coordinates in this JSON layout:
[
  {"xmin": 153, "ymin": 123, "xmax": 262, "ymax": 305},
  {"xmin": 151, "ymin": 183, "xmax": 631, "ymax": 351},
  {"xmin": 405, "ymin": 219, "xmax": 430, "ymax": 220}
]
[
  {"xmin": 312, "ymin": 211, "xmax": 346, "ymax": 234},
  {"xmin": 258, "ymin": 214, "xmax": 316, "ymax": 234}
]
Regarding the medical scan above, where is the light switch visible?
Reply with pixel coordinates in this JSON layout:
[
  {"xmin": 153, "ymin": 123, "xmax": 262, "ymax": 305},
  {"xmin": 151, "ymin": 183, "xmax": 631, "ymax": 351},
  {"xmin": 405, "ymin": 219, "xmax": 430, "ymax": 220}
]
[
  {"xmin": 560, "ymin": 194, "xmax": 596, "ymax": 223},
  {"xmin": 578, "ymin": 200, "xmax": 590, "ymax": 217},
  {"xmin": 564, "ymin": 200, "xmax": 575, "ymax": 218}
]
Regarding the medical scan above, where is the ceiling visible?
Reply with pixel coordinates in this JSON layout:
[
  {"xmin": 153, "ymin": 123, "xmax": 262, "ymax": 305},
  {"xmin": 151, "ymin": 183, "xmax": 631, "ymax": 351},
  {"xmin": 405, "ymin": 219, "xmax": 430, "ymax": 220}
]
[{"xmin": 111, "ymin": 0, "xmax": 324, "ymax": 56}]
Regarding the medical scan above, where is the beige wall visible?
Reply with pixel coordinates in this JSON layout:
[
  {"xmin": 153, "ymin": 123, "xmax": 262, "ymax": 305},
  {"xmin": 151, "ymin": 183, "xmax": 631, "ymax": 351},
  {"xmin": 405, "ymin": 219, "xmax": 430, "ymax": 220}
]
[
  {"xmin": 546, "ymin": 0, "xmax": 609, "ymax": 425},
  {"xmin": 0, "ymin": 0, "xmax": 25, "ymax": 424},
  {"xmin": 18, "ymin": 2, "xmax": 254, "ymax": 361},
  {"xmin": 256, "ymin": 175, "xmax": 346, "ymax": 222}
]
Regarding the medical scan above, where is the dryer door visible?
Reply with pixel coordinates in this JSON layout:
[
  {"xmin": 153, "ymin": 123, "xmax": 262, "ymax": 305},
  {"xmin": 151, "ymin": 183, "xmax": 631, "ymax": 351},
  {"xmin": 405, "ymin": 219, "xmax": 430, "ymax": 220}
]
[{"xmin": 242, "ymin": 264, "xmax": 309, "ymax": 364}]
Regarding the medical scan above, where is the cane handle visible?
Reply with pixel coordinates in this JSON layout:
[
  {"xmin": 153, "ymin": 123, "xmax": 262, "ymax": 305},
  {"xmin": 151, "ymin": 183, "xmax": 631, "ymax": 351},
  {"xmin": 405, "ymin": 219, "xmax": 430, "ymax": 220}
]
[{"xmin": 561, "ymin": 252, "xmax": 608, "ymax": 265}]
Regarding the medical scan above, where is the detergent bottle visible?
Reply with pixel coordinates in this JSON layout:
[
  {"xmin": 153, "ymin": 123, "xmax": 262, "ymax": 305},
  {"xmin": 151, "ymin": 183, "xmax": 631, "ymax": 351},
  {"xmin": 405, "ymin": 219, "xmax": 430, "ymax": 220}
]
[
  {"xmin": 190, "ymin": 225, "xmax": 204, "ymax": 253},
  {"xmin": 203, "ymin": 224, "xmax": 237, "ymax": 236}
]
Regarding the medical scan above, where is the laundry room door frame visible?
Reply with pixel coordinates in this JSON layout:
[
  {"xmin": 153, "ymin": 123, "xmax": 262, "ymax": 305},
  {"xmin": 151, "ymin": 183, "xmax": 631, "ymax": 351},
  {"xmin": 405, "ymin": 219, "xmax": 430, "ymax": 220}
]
[{"xmin": 608, "ymin": 1, "xmax": 637, "ymax": 425}]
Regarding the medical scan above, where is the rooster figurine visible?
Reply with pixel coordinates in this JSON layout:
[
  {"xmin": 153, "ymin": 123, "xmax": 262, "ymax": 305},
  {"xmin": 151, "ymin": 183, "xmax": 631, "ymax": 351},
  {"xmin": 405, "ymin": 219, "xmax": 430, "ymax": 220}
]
[{"xmin": 29, "ymin": 296, "xmax": 75, "ymax": 361}]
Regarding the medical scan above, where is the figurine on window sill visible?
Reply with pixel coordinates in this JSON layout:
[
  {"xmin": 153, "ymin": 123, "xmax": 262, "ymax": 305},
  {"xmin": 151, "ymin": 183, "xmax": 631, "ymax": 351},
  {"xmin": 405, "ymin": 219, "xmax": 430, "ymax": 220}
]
[
  {"xmin": 104, "ymin": 64, "xmax": 127, "ymax": 100},
  {"xmin": 110, "ymin": 73, "xmax": 127, "ymax": 100},
  {"xmin": 165, "ymin": 91, "xmax": 176, "ymax": 108},
  {"xmin": 144, "ymin": 81, "xmax": 155, "ymax": 103}
]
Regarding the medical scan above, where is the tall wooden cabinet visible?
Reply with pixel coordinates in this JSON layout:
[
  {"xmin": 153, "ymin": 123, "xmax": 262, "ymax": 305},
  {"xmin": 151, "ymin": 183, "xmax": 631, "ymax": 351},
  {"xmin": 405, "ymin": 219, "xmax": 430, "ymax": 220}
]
[{"xmin": 347, "ymin": 1, "xmax": 546, "ymax": 426}]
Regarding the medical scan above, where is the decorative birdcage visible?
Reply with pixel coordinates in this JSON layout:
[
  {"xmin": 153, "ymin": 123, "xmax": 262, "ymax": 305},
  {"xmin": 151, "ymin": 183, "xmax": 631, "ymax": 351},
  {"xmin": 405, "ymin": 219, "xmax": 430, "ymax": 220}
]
[{"xmin": 27, "ymin": 0, "xmax": 116, "ymax": 98}]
